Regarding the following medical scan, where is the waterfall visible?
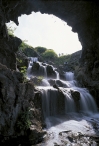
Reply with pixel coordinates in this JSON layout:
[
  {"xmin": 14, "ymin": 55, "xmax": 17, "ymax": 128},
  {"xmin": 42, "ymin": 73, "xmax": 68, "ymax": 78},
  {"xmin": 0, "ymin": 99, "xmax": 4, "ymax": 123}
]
[
  {"xmin": 26, "ymin": 58, "xmax": 97, "ymax": 116},
  {"xmin": 44, "ymin": 66, "xmax": 47, "ymax": 78},
  {"xmin": 55, "ymin": 71, "xmax": 60, "ymax": 79},
  {"xmin": 26, "ymin": 59, "xmax": 99, "ymax": 145},
  {"xmin": 65, "ymin": 72, "xmax": 74, "ymax": 81},
  {"xmin": 27, "ymin": 57, "xmax": 38, "ymax": 78},
  {"xmin": 38, "ymin": 71, "xmax": 98, "ymax": 118},
  {"xmin": 26, "ymin": 56, "xmax": 99, "ymax": 146}
]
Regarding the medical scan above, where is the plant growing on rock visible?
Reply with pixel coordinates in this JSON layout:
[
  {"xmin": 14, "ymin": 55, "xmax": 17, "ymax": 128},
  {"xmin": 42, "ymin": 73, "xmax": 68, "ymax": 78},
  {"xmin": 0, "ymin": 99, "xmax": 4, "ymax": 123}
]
[
  {"xmin": 20, "ymin": 66, "xmax": 27, "ymax": 75},
  {"xmin": 20, "ymin": 66, "xmax": 29, "ymax": 83},
  {"xmin": 31, "ymin": 76, "xmax": 44, "ymax": 86},
  {"xmin": 16, "ymin": 108, "xmax": 31, "ymax": 133},
  {"xmin": 37, "ymin": 76, "xmax": 43, "ymax": 84}
]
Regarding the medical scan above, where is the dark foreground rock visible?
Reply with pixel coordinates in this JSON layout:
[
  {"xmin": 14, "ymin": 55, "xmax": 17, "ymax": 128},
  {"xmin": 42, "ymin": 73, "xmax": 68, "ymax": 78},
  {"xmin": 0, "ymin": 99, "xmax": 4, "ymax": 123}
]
[{"xmin": 0, "ymin": 63, "xmax": 45, "ymax": 145}]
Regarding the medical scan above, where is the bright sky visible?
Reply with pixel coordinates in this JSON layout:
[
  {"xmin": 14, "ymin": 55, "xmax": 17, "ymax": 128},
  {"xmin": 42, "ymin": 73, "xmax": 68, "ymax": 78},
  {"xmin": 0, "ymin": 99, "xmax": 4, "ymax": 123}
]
[{"xmin": 7, "ymin": 12, "xmax": 82, "ymax": 55}]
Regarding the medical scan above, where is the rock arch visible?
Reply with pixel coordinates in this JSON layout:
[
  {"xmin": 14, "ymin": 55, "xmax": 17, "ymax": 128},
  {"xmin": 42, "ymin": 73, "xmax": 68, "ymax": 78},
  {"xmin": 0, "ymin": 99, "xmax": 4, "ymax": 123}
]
[
  {"xmin": 0, "ymin": 1, "xmax": 99, "ymax": 94},
  {"xmin": 1, "ymin": 1, "xmax": 99, "ymax": 68}
]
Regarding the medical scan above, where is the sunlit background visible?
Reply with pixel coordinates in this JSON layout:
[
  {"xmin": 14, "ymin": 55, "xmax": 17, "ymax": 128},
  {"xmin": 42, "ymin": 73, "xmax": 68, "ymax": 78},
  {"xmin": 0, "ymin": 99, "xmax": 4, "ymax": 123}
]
[{"xmin": 7, "ymin": 12, "xmax": 82, "ymax": 55}]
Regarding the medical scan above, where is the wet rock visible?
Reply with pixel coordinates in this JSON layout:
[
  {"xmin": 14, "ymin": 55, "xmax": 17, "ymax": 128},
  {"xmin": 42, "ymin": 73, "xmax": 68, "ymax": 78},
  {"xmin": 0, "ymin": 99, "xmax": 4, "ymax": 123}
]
[
  {"xmin": 30, "ymin": 76, "xmax": 43, "ymax": 86},
  {"xmin": 58, "ymin": 131, "xmax": 99, "ymax": 146},
  {"xmin": 59, "ymin": 72, "xmax": 66, "ymax": 80},
  {"xmin": 71, "ymin": 90, "xmax": 80, "ymax": 101},
  {"xmin": 48, "ymin": 79, "xmax": 56, "ymax": 86},
  {"xmin": 16, "ymin": 50, "xmax": 28, "ymax": 71},
  {"xmin": 71, "ymin": 90, "xmax": 80, "ymax": 112},
  {"xmin": 46, "ymin": 65, "xmax": 56, "ymax": 78},
  {"xmin": 67, "ymin": 136, "xmax": 73, "ymax": 142},
  {"xmin": 54, "ymin": 143, "xmax": 60, "ymax": 146},
  {"xmin": 56, "ymin": 80, "xmax": 68, "ymax": 87},
  {"xmin": 31, "ymin": 62, "xmax": 40, "ymax": 76},
  {"xmin": 59, "ymin": 130, "xmax": 72, "ymax": 136},
  {"xmin": 53, "ymin": 84, "xmax": 66, "ymax": 114},
  {"xmin": 28, "ymin": 128, "xmax": 46, "ymax": 145},
  {"xmin": 53, "ymin": 84, "xmax": 59, "ymax": 90}
]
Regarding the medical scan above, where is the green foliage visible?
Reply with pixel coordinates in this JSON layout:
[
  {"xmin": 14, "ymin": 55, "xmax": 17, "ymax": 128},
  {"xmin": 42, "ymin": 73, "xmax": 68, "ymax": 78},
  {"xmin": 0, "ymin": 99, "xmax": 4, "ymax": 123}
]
[
  {"xmin": 19, "ymin": 41, "xmax": 33, "ymax": 51},
  {"xmin": 55, "ymin": 54, "xmax": 71, "ymax": 66},
  {"xmin": 33, "ymin": 76, "xmax": 44, "ymax": 86},
  {"xmin": 19, "ymin": 66, "xmax": 29, "ymax": 83},
  {"xmin": 16, "ymin": 58, "xmax": 23, "ymax": 63},
  {"xmin": 16, "ymin": 109, "xmax": 31, "ymax": 132},
  {"xmin": 23, "ymin": 48, "xmax": 35, "ymax": 57},
  {"xmin": 37, "ymin": 76, "xmax": 43, "ymax": 84},
  {"xmin": 18, "ymin": 41, "xmax": 36, "ymax": 57},
  {"xmin": 35, "ymin": 47, "xmax": 47, "ymax": 54},
  {"xmin": 20, "ymin": 66, "xmax": 27, "ymax": 75},
  {"xmin": 42, "ymin": 49, "xmax": 58, "ymax": 61}
]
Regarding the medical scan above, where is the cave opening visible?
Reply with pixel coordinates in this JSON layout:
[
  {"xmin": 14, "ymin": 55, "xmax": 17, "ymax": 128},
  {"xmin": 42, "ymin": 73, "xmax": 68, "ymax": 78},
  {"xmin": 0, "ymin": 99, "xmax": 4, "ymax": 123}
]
[{"xmin": 6, "ymin": 12, "xmax": 82, "ymax": 56}]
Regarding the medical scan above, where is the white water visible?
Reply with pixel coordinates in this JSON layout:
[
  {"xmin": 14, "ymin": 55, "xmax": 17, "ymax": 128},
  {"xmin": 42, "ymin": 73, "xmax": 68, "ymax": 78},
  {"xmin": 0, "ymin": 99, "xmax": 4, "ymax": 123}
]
[
  {"xmin": 27, "ymin": 58, "xmax": 99, "ymax": 145},
  {"xmin": 55, "ymin": 71, "xmax": 60, "ymax": 79},
  {"xmin": 65, "ymin": 71, "xmax": 74, "ymax": 81},
  {"xmin": 27, "ymin": 57, "xmax": 38, "ymax": 78},
  {"xmin": 39, "ymin": 72, "xmax": 97, "ymax": 116},
  {"xmin": 44, "ymin": 66, "xmax": 47, "ymax": 78}
]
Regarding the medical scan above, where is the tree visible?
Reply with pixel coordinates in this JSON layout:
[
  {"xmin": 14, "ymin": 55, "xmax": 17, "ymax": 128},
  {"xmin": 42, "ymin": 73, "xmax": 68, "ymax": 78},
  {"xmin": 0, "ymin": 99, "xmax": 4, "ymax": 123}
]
[
  {"xmin": 35, "ymin": 47, "xmax": 47, "ymax": 54},
  {"xmin": 42, "ymin": 49, "xmax": 58, "ymax": 61}
]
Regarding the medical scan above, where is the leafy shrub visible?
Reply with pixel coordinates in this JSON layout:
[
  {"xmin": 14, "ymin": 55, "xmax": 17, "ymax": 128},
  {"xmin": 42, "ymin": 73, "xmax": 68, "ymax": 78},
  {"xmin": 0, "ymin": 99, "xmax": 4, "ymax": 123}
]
[
  {"xmin": 18, "ymin": 41, "xmax": 38, "ymax": 57},
  {"xmin": 37, "ymin": 76, "xmax": 43, "ymax": 84},
  {"xmin": 20, "ymin": 66, "xmax": 27, "ymax": 75},
  {"xmin": 32, "ymin": 76, "xmax": 44, "ymax": 86}
]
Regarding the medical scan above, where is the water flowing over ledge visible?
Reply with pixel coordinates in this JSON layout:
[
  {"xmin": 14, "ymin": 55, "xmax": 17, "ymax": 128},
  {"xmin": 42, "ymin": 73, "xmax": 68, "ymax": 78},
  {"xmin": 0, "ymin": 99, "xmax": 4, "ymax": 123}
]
[{"xmin": 27, "ymin": 57, "xmax": 99, "ymax": 145}]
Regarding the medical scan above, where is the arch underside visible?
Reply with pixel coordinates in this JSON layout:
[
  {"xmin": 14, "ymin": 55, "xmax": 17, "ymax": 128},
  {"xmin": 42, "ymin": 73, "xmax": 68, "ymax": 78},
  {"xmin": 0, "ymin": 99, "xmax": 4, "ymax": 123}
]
[{"xmin": 0, "ymin": 0, "xmax": 99, "ymax": 98}]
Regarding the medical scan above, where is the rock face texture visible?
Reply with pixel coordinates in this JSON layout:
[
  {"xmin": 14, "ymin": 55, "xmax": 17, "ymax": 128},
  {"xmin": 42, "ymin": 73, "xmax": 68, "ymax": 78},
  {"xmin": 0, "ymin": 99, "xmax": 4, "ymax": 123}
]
[
  {"xmin": 0, "ymin": 0, "xmax": 99, "ymax": 144},
  {"xmin": 1, "ymin": 1, "xmax": 99, "ymax": 78},
  {"xmin": 0, "ymin": 63, "xmax": 44, "ymax": 145},
  {"xmin": 1, "ymin": 1, "xmax": 99, "ymax": 67},
  {"xmin": 0, "ymin": 63, "xmax": 32, "ymax": 135}
]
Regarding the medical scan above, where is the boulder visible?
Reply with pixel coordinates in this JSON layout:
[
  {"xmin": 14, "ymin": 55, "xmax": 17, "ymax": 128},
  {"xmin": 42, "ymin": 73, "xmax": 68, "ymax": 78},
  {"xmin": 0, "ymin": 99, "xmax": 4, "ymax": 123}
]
[
  {"xmin": 31, "ymin": 62, "xmax": 40, "ymax": 75},
  {"xmin": 71, "ymin": 90, "xmax": 80, "ymax": 112},
  {"xmin": 46, "ymin": 65, "xmax": 56, "ymax": 78}
]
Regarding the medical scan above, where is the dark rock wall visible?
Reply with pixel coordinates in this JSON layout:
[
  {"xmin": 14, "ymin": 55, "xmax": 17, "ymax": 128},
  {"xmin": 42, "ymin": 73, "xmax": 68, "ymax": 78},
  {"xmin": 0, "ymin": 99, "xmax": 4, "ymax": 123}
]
[
  {"xmin": 1, "ymin": 1, "xmax": 99, "ymax": 71},
  {"xmin": 0, "ymin": 63, "xmax": 35, "ymax": 135},
  {"xmin": 1, "ymin": 0, "xmax": 99, "ymax": 77}
]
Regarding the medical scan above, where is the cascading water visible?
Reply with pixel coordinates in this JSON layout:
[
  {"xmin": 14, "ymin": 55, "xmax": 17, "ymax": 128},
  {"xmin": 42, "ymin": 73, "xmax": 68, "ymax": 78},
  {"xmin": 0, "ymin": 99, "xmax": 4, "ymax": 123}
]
[
  {"xmin": 27, "ymin": 58, "xmax": 99, "ymax": 146},
  {"xmin": 27, "ymin": 57, "xmax": 38, "ymax": 78},
  {"xmin": 65, "ymin": 71, "xmax": 74, "ymax": 81},
  {"xmin": 55, "ymin": 71, "xmax": 60, "ymax": 79},
  {"xmin": 39, "ymin": 72, "xmax": 97, "ymax": 117},
  {"xmin": 44, "ymin": 66, "xmax": 47, "ymax": 78}
]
